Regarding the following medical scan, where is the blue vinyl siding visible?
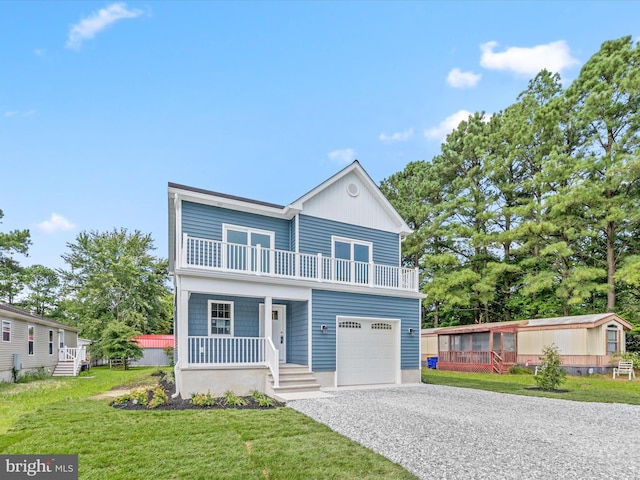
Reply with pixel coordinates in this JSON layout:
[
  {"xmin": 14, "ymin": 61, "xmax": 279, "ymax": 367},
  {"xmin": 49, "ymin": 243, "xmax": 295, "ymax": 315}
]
[
  {"xmin": 182, "ymin": 201, "xmax": 292, "ymax": 251},
  {"xmin": 298, "ymin": 214, "xmax": 399, "ymax": 265},
  {"xmin": 189, "ymin": 295, "xmax": 308, "ymax": 363},
  {"xmin": 311, "ymin": 290, "xmax": 419, "ymax": 372},
  {"xmin": 285, "ymin": 300, "xmax": 308, "ymax": 365},
  {"xmin": 188, "ymin": 294, "xmax": 263, "ymax": 337}
]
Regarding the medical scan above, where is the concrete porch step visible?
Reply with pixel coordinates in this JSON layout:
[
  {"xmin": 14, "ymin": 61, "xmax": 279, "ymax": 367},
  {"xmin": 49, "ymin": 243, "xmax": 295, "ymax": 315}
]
[{"xmin": 267, "ymin": 364, "xmax": 322, "ymax": 398}]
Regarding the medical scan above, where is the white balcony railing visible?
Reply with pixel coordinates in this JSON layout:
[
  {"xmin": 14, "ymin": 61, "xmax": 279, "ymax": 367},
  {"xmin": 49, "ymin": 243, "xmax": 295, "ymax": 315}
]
[{"xmin": 180, "ymin": 234, "xmax": 419, "ymax": 292}]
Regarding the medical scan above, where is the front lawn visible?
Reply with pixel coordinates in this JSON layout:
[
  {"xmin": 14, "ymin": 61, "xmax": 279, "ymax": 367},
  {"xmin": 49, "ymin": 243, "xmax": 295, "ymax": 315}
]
[
  {"xmin": 0, "ymin": 367, "xmax": 416, "ymax": 479},
  {"xmin": 422, "ymin": 368, "xmax": 640, "ymax": 404}
]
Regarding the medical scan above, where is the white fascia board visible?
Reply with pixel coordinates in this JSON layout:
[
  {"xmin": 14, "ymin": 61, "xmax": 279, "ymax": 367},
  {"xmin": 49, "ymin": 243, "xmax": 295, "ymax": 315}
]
[{"xmin": 168, "ymin": 186, "xmax": 301, "ymax": 220}]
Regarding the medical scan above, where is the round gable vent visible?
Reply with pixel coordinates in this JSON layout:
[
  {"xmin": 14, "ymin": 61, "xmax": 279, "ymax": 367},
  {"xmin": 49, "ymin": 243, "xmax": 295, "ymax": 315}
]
[{"xmin": 346, "ymin": 182, "xmax": 359, "ymax": 197}]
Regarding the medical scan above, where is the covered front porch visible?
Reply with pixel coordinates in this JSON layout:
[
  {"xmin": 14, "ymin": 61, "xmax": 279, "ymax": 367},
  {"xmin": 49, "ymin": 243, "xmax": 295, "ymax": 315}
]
[{"xmin": 175, "ymin": 283, "xmax": 313, "ymax": 395}]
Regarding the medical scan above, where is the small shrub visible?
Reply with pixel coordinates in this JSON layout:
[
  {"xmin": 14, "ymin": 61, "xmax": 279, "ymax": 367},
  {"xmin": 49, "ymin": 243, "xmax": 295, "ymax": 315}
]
[
  {"xmin": 251, "ymin": 390, "xmax": 276, "ymax": 407},
  {"xmin": 129, "ymin": 387, "xmax": 151, "ymax": 405},
  {"xmin": 509, "ymin": 365, "xmax": 534, "ymax": 375},
  {"xmin": 191, "ymin": 390, "xmax": 217, "ymax": 407},
  {"xmin": 534, "ymin": 344, "xmax": 567, "ymax": 391},
  {"xmin": 222, "ymin": 390, "xmax": 247, "ymax": 407},
  {"xmin": 15, "ymin": 367, "xmax": 49, "ymax": 384},
  {"xmin": 148, "ymin": 387, "xmax": 168, "ymax": 409}
]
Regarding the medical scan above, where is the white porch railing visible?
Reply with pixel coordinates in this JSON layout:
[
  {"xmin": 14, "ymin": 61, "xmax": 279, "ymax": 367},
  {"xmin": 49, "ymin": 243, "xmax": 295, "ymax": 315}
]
[
  {"xmin": 188, "ymin": 336, "xmax": 265, "ymax": 365},
  {"xmin": 265, "ymin": 338, "xmax": 279, "ymax": 388},
  {"xmin": 58, "ymin": 346, "xmax": 86, "ymax": 376},
  {"xmin": 181, "ymin": 234, "xmax": 419, "ymax": 292}
]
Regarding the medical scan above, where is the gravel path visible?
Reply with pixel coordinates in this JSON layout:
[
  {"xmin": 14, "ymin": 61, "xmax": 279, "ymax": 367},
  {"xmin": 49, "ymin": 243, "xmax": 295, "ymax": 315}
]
[{"xmin": 288, "ymin": 384, "xmax": 640, "ymax": 480}]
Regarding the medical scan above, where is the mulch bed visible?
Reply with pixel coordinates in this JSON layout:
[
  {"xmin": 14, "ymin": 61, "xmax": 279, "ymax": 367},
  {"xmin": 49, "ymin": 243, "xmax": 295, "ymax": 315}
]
[
  {"xmin": 110, "ymin": 372, "xmax": 283, "ymax": 411},
  {"xmin": 525, "ymin": 387, "xmax": 570, "ymax": 393}
]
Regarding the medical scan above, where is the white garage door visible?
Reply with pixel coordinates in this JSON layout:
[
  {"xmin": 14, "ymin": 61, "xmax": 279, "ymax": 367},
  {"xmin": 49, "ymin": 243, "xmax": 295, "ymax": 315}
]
[{"xmin": 337, "ymin": 317, "xmax": 398, "ymax": 386}]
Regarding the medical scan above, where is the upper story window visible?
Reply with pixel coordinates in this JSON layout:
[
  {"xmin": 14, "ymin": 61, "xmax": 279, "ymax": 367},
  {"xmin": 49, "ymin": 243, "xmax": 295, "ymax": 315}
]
[
  {"xmin": 209, "ymin": 300, "xmax": 233, "ymax": 336},
  {"xmin": 2, "ymin": 320, "xmax": 10, "ymax": 342},
  {"xmin": 607, "ymin": 324, "xmax": 619, "ymax": 354},
  {"xmin": 28, "ymin": 325, "xmax": 35, "ymax": 355},
  {"xmin": 223, "ymin": 224, "xmax": 274, "ymax": 272},
  {"xmin": 332, "ymin": 236, "xmax": 372, "ymax": 283}
]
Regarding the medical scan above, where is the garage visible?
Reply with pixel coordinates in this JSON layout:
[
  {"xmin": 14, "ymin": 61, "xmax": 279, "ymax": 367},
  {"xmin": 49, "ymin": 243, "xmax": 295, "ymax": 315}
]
[{"xmin": 336, "ymin": 316, "xmax": 400, "ymax": 386}]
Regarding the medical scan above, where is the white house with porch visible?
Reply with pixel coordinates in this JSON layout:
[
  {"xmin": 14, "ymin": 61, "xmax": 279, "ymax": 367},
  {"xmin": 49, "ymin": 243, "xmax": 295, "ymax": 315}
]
[
  {"xmin": 0, "ymin": 303, "xmax": 86, "ymax": 382},
  {"xmin": 168, "ymin": 161, "xmax": 424, "ymax": 400}
]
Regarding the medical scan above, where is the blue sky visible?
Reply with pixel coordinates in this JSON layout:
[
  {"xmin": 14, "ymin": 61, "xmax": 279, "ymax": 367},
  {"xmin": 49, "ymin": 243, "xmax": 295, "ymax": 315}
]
[{"xmin": 2, "ymin": 1, "xmax": 639, "ymax": 270}]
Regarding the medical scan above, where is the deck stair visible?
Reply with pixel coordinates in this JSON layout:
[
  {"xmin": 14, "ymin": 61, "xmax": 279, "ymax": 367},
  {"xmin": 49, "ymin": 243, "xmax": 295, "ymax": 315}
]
[
  {"xmin": 267, "ymin": 364, "xmax": 321, "ymax": 397},
  {"xmin": 52, "ymin": 360, "xmax": 81, "ymax": 377}
]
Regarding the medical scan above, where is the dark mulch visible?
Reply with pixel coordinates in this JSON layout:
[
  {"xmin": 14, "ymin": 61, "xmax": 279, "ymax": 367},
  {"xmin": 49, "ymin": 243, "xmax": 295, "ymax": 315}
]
[{"xmin": 110, "ymin": 372, "xmax": 283, "ymax": 411}]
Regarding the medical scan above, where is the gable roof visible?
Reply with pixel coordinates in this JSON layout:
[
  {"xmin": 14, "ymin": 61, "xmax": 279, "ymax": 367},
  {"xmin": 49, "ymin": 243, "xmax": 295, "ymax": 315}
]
[
  {"xmin": 520, "ymin": 313, "xmax": 633, "ymax": 330},
  {"xmin": 0, "ymin": 304, "xmax": 79, "ymax": 332},
  {"xmin": 289, "ymin": 161, "xmax": 412, "ymax": 236}
]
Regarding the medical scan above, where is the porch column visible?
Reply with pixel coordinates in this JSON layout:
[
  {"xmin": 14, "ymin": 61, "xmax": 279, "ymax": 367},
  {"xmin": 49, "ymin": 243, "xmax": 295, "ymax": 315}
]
[
  {"xmin": 179, "ymin": 290, "xmax": 189, "ymax": 367},
  {"xmin": 264, "ymin": 296, "xmax": 273, "ymax": 342}
]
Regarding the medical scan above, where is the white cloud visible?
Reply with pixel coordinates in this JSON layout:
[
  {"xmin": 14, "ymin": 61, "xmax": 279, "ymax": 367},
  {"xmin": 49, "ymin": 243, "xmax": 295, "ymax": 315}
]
[
  {"xmin": 379, "ymin": 128, "xmax": 414, "ymax": 142},
  {"xmin": 327, "ymin": 148, "xmax": 356, "ymax": 165},
  {"xmin": 480, "ymin": 40, "xmax": 579, "ymax": 76},
  {"xmin": 37, "ymin": 213, "xmax": 75, "ymax": 234},
  {"xmin": 4, "ymin": 110, "xmax": 36, "ymax": 118},
  {"xmin": 34, "ymin": 49, "xmax": 46, "ymax": 56},
  {"xmin": 66, "ymin": 2, "xmax": 144, "ymax": 50},
  {"xmin": 424, "ymin": 110, "xmax": 473, "ymax": 141},
  {"xmin": 446, "ymin": 68, "xmax": 482, "ymax": 88}
]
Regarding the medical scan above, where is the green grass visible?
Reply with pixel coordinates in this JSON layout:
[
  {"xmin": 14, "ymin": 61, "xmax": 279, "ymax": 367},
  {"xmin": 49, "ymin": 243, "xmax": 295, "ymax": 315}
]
[
  {"xmin": 422, "ymin": 368, "xmax": 640, "ymax": 404},
  {"xmin": 0, "ymin": 366, "xmax": 159, "ymax": 435},
  {"xmin": 0, "ymin": 367, "xmax": 416, "ymax": 479}
]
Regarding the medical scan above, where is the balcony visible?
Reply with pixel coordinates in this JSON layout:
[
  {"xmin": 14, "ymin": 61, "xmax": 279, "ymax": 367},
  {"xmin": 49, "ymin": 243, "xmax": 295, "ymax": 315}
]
[{"xmin": 179, "ymin": 234, "xmax": 419, "ymax": 292}]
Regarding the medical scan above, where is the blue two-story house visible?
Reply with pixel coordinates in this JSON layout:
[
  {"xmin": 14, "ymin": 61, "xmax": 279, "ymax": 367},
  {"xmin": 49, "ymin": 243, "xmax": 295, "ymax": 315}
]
[{"xmin": 168, "ymin": 161, "xmax": 423, "ymax": 400}]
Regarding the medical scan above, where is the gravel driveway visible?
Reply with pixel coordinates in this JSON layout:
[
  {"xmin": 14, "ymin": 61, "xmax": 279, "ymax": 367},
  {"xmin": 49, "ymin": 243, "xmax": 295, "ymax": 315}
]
[{"xmin": 288, "ymin": 384, "xmax": 640, "ymax": 480}]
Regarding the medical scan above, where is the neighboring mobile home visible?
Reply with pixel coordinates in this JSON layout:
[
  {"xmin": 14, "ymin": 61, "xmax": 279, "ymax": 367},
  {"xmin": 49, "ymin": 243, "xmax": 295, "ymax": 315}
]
[
  {"xmin": 169, "ymin": 161, "xmax": 424, "ymax": 400},
  {"xmin": 421, "ymin": 313, "xmax": 633, "ymax": 375},
  {"xmin": 0, "ymin": 304, "xmax": 85, "ymax": 382}
]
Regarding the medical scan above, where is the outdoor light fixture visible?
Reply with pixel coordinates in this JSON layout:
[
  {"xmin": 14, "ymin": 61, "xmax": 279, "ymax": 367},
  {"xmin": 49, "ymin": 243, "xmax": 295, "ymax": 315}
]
[
  {"xmin": 320, "ymin": 324, "xmax": 328, "ymax": 334},
  {"xmin": 408, "ymin": 328, "xmax": 416, "ymax": 336}
]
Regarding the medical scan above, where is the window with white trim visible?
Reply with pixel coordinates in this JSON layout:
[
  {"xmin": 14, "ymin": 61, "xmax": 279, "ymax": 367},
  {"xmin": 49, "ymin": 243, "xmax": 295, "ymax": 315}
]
[
  {"xmin": 209, "ymin": 300, "xmax": 233, "ymax": 336},
  {"xmin": 28, "ymin": 325, "xmax": 35, "ymax": 356},
  {"xmin": 48, "ymin": 329, "xmax": 54, "ymax": 355},
  {"xmin": 607, "ymin": 324, "xmax": 619, "ymax": 354},
  {"xmin": 223, "ymin": 224, "xmax": 275, "ymax": 273},
  {"xmin": 2, "ymin": 320, "xmax": 10, "ymax": 342},
  {"xmin": 332, "ymin": 236, "xmax": 372, "ymax": 283}
]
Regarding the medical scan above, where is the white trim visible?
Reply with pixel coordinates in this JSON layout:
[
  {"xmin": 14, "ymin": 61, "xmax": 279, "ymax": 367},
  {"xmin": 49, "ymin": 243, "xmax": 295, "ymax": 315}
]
[
  {"xmin": 335, "ymin": 315, "xmax": 401, "ymax": 387},
  {"xmin": 1, "ymin": 319, "xmax": 10, "ymax": 343},
  {"xmin": 27, "ymin": 324, "xmax": 35, "ymax": 356},
  {"xmin": 331, "ymin": 235, "xmax": 373, "ymax": 262},
  {"xmin": 208, "ymin": 300, "xmax": 234, "ymax": 336},
  {"xmin": 48, "ymin": 329, "xmax": 54, "ymax": 355}
]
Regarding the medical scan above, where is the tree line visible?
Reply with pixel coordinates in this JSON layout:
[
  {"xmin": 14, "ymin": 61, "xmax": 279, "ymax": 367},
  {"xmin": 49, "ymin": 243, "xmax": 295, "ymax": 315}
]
[
  {"xmin": 381, "ymin": 36, "xmax": 640, "ymax": 330},
  {"xmin": 0, "ymin": 211, "xmax": 171, "ymax": 359}
]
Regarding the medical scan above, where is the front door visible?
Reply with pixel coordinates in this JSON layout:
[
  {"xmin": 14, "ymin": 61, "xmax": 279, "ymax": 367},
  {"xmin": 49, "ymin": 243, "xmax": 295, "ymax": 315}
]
[
  {"xmin": 272, "ymin": 306, "xmax": 286, "ymax": 363},
  {"xmin": 260, "ymin": 304, "xmax": 287, "ymax": 363}
]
